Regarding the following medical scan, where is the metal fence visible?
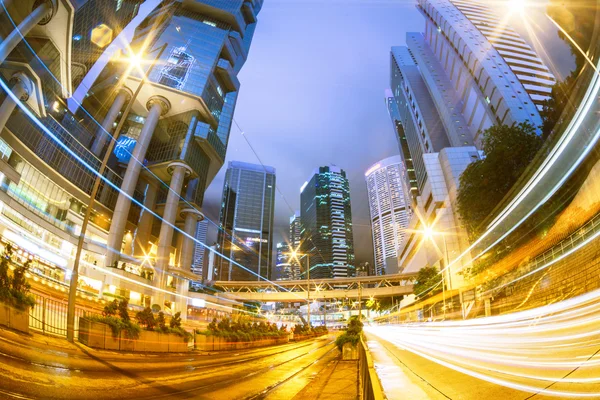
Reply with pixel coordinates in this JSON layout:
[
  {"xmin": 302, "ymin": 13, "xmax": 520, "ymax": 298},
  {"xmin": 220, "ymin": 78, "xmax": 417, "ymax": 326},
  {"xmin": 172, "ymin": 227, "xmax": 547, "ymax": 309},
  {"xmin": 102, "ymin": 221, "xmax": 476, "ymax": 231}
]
[
  {"xmin": 358, "ymin": 337, "xmax": 385, "ymax": 400},
  {"xmin": 29, "ymin": 293, "xmax": 99, "ymax": 338}
]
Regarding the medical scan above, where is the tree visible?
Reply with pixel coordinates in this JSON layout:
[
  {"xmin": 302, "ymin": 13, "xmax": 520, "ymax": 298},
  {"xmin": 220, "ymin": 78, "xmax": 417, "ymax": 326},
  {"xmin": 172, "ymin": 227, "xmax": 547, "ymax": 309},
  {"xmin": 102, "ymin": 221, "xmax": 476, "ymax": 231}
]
[
  {"xmin": 103, "ymin": 300, "xmax": 118, "ymax": 317},
  {"xmin": 118, "ymin": 299, "xmax": 130, "ymax": 323},
  {"xmin": 170, "ymin": 312, "xmax": 182, "ymax": 329},
  {"xmin": 413, "ymin": 266, "xmax": 443, "ymax": 299},
  {"xmin": 457, "ymin": 122, "xmax": 542, "ymax": 239},
  {"xmin": 136, "ymin": 307, "xmax": 156, "ymax": 330}
]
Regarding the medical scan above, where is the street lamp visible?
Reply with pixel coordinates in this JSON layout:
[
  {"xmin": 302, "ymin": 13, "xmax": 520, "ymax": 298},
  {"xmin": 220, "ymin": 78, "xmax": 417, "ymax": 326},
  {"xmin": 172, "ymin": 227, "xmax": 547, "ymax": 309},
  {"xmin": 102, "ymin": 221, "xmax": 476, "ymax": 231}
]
[
  {"xmin": 422, "ymin": 225, "xmax": 453, "ymax": 320},
  {"xmin": 66, "ymin": 44, "xmax": 167, "ymax": 342},
  {"xmin": 288, "ymin": 249, "xmax": 311, "ymax": 328}
]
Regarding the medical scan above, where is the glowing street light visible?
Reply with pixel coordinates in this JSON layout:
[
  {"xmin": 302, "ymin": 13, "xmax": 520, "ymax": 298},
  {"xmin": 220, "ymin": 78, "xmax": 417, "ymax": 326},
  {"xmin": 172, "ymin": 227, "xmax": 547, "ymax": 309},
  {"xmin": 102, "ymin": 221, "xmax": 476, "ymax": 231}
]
[{"xmin": 507, "ymin": 0, "xmax": 526, "ymax": 15}]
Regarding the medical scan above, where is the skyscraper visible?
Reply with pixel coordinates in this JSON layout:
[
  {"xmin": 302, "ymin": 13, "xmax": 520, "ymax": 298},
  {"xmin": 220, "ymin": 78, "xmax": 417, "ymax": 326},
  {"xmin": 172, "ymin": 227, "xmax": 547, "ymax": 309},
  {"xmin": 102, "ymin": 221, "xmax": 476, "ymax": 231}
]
[
  {"xmin": 217, "ymin": 161, "xmax": 276, "ymax": 281},
  {"xmin": 191, "ymin": 219, "xmax": 209, "ymax": 280},
  {"xmin": 365, "ymin": 156, "xmax": 410, "ymax": 276},
  {"xmin": 289, "ymin": 211, "xmax": 302, "ymax": 279},
  {"xmin": 300, "ymin": 166, "xmax": 355, "ymax": 279},
  {"xmin": 275, "ymin": 242, "xmax": 293, "ymax": 281},
  {"xmin": 0, "ymin": 0, "xmax": 262, "ymax": 318}
]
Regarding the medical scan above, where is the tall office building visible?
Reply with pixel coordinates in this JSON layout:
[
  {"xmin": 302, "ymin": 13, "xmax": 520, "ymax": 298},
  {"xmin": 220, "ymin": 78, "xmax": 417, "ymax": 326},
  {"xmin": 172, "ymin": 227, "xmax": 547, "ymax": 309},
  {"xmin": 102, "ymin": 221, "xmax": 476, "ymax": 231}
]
[
  {"xmin": 191, "ymin": 219, "xmax": 209, "ymax": 280},
  {"xmin": 217, "ymin": 161, "xmax": 276, "ymax": 281},
  {"xmin": 414, "ymin": 0, "xmax": 555, "ymax": 145},
  {"xmin": 289, "ymin": 211, "xmax": 302, "ymax": 279},
  {"xmin": 365, "ymin": 156, "xmax": 410, "ymax": 276},
  {"xmin": 300, "ymin": 166, "xmax": 355, "ymax": 279},
  {"xmin": 275, "ymin": 242, "xmax": 293, "ymax": 281},
  {"xmin": 0, "ymin": 0, "xmax": 262, "ymax": 317}
]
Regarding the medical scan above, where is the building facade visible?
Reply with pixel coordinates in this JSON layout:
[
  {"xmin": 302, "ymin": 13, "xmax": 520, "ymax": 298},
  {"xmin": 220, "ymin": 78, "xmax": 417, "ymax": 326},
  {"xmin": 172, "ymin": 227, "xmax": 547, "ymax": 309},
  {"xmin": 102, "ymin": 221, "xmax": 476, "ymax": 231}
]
[
  {"xmin": 0, "ymin": 0, "xmax": 263, "ymax": 318},
  {"xmin": 191, "ymin": 219, "xmax": 209, "ymax": 281},
  {"xmin": 275, "ymin": 242, "xmax": 293, "ymax": 281},
  {"xmin": 365, "ymin": 156, "xmax": 410, "ymax": 276},
  {"xmin": 217, "ymin": 161, "xmax": 276, "ymax": 281},
  {"xmin": 289, "ymin": 211, "xmax": 302, "ymax": 279},
  {"xmin": 300, "ymin": 166, "xmax": 355, "ymax": 279}
]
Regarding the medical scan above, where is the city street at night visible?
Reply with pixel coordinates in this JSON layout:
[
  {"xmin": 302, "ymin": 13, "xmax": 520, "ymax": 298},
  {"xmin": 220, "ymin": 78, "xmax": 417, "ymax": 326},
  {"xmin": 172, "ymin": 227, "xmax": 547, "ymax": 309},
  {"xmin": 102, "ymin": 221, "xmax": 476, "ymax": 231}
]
[
  {"xmin": 0, "ymin": 329, "xmax": 349, "ymax": 399},
  {"xmin": 0, "ymin": 0, "xmax": 599, "ymax": 398}
]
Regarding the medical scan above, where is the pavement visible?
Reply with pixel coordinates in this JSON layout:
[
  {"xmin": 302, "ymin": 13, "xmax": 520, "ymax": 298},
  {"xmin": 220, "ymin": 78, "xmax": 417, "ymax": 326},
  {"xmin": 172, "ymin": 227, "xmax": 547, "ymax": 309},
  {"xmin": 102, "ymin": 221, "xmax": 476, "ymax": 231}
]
[{"xmin": 0, "ymin": 327, "xmax": 355, "ymax": 399}]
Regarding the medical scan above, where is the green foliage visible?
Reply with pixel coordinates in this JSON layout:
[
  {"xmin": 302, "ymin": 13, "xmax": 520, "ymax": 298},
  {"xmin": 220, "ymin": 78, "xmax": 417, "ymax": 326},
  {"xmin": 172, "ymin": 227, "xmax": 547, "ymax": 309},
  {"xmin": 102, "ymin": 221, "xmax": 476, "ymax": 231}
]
[
  {"xmin": 103, "ymin": 300, "xmax": 118, "ymax": 317},
  {"xmin": 170, "ymin": 311, "xmax": 182, "ymax": 329},
  {"xmin": 457, "ymin": 123, "xmax": 542, "ymax": 240},
  {"xmin": 0, "ymin": 246, "xmax": 36, "ymax": 311},
  {"xmin": 87, "ymin": 315, "xmax": 141, "ymax": 339},
  {"xmin": 414, "ymin": 266, "xmax": 443, "ymax": 299},
  {"xmin": 156, "ymin": 311, "xmax": 167, "ymax": 332},
  {"xmin": 335, "ymin": 333, "xmax": 359, "ymax": 351},
  {"xmin": 199, "ymin": 317, "xmax": 292, "ymax": 342},
  {"xmin": 118, "ymin": 299, "xmax": 130, "ymax": 322},
  {"xmin": 136, "ymin": 307, "xmax": 156, "ymax": 331},
  {"xmin": 335, "ymin": 315, "xmax": 363, "ymax": 351}
]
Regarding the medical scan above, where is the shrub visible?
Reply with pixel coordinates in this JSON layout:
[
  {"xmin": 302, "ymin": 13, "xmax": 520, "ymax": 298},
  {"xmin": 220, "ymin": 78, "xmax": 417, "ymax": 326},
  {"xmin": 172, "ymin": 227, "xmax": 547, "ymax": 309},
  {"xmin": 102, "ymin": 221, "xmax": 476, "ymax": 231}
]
[
  {"xmin": 118, "ymin": 299, "xmax": 130, "ymax": 323},
  {"xmin": 170, "ymin": 312, "xmax": 182, "ymax": 329},
  {"xmin": 136, "ymin": 307, "xmax": 156, "ymax": 330},
  {"xmin": 335, "ymin": 316, "xmax": 363, "ymax": 351},
  {"xmin": 0, "ymin": 248, "xmax": 36, "ymax": 312},
  {"xmin": 156, "ymin": 311, "xmax": 167, "ymax": 332},
  {"xmin": 103, "ymin": 300, "xmax": 118, "ymax": 317}
]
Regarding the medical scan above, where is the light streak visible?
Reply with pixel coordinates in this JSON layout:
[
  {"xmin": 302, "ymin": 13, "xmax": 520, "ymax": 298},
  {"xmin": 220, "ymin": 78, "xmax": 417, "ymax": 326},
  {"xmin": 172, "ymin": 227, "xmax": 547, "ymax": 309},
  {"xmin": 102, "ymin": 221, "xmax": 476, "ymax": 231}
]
[{"xmin": 367, "ymin": 289, "xmax": 600, "ymax": 397}]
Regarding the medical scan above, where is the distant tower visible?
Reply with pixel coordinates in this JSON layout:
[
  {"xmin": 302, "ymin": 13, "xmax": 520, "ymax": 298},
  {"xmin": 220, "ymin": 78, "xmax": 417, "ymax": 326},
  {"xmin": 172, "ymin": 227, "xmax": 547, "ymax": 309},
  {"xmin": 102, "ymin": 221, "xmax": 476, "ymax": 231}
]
[
  {"xmin": 289, "ymin": 211, "xmax": 302, "ymax": 279},
  {"xmin": 300, "ymin": 166, "xmax": 355, "ymax": 279},
  {"xmin": 217, "ymin": 161, "xmax": 276, "ymax": 281},
  {"xmin": 275, "ymin": 242, "xmax": 292, "ymax": 281},
  {"xmin": 365, "ymin": 156, "xmax": 410, "ymax": 275},
  {"xmin": 191, "ymin": 220, "xmax": 208, "ymax": 281}
]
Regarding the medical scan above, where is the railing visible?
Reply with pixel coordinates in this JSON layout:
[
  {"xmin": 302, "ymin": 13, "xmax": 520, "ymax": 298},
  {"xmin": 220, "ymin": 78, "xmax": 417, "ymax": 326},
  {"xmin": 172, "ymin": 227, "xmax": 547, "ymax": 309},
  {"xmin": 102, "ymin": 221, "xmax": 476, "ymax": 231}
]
[
  {"xmin": 29, "ymin": 293, "xmax": 101, "ymax": 338},
  {"xmin": 358, "ymin": 337, "xmax": 385, "ymax": 400}
]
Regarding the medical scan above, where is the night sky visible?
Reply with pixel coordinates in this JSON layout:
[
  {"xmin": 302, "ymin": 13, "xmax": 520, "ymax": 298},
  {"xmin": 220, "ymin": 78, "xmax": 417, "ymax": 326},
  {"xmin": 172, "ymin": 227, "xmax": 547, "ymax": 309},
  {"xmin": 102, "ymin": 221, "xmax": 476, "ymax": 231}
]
[{"xmin": 202, "ymin": 0, "xmax": 574, "ymax": 270}]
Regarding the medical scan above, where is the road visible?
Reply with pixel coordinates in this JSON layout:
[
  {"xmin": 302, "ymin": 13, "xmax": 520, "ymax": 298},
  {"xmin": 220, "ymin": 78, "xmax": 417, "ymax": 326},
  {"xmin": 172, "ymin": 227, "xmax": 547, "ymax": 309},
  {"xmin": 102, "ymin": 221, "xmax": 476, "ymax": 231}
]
[
  {"xmin": 0, "ymin": 329, "xmax": 343, "ymax": 399},
  {"xmin": 365, "ymin": 288, "xmax": 600, "ymax": 399}
]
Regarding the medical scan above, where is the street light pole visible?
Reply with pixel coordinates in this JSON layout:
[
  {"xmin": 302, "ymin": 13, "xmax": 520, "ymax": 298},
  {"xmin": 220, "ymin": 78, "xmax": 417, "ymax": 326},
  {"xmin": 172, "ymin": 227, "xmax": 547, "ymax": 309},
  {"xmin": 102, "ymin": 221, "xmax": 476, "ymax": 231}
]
[
  {"xmin": 66, "ymin": 44, "xmax": 167, "ymax": 342},
  {"xmin": 306, "ymin": 253, "xmax": 310, "ymax": 328}
]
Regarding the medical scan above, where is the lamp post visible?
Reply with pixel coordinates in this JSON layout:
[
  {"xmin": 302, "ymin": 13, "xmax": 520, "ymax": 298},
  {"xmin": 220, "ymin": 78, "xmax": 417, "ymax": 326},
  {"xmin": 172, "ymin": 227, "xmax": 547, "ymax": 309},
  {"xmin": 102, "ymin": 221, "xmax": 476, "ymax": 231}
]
[
  {"xmin": 288, "ymin": 250, "xmax": 310, "ymax": 328},
  {"xmin": 423, "ymin": 225, "xmax": 455, "ymax": 320},
  {"xmin": 66, "ymin": 44, "xmax": 167, "ymax": 342}
]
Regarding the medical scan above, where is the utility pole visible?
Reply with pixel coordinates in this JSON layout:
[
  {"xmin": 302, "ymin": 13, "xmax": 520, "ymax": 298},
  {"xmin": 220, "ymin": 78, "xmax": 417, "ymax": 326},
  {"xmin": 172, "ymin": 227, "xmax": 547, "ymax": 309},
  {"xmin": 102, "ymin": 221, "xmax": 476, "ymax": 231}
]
[{"xmin": 306, "ymin": 253, "xmax": 310, "ymax": 327}]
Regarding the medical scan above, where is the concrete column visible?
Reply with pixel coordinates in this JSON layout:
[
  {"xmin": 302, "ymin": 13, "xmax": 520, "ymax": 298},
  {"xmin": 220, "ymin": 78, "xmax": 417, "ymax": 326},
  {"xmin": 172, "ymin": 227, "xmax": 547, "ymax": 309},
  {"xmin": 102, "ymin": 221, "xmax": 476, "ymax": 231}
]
[
  {"xmin": 0, "ymin": 0, "xmax": 56, "ymax": 63},
  {"xmin": 180, "ymin": 208, "xmax": 204, "ymax": 272},
  {"xmin": 156, "ymin": 162, "xmax": 191, "ymax": 271},
  {"xmin": 105, "ymin": 96, "xmax": 170, "ymax": 268},
  {"xmin": 133, "ymin": 177, "xmax": 159, "ymax": 257},
  {"xmin": 0, "ymin": 72, "xmax": 32, "ymax": 132},
  {"xmin": 91, "ymin": 87, "xmax": 132, "ymax": 156}
]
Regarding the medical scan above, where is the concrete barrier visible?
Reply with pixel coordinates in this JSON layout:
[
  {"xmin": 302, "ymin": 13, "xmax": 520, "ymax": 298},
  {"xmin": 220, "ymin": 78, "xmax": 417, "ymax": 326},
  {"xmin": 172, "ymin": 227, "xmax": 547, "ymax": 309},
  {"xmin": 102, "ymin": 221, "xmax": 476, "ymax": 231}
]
[
  {"xmin": 194, "ymin": 333, "xmax": 289, "ymax": 351},
  {"xmin": 0, "ymin": 303, "xmax": 29, "ymax": 333},
  {"xmin": 79, "ymin": 318, "xmax": 190, "ymax": 352}
]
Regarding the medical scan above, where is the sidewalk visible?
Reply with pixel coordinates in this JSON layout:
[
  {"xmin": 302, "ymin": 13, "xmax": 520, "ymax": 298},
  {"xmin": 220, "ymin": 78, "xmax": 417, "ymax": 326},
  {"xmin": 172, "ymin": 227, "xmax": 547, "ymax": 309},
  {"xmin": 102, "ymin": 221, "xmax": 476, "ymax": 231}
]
[
  {"xmin": 364, "ymin": 332, "xmax": 446, "ymax": 400},
  {"xmin": 293, "ymin": 359, "xmax": 358, "ymax": 400}
]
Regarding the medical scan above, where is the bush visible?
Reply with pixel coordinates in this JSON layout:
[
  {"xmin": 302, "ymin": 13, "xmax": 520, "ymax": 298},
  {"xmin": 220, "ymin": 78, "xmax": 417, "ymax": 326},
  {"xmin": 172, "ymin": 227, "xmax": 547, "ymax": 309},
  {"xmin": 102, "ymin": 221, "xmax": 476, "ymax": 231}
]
[
  {"xmin": 170, "ymin": 312, "xmax": 182, "ymax": 328},
  {"xmin": 136, "ymin": 307, "xmax": 156, "ymax": 331},
  {"xmin": 0, "ymin": 247, "xmax": 36, "ymax": 312},
  {"xmin": 103, "ymin": 300, "xmax": 118, "ymax": 317},
  {"xmin": 335, "ymin": 316, "xmax": 363, "ymax": 351},
  {"xmin": 118, "ymin": 299, "xmax": 130, "ymax": 323},
  {"xmin": 87, "ymin": 315, "xmax": 141, "ymax": 339}
]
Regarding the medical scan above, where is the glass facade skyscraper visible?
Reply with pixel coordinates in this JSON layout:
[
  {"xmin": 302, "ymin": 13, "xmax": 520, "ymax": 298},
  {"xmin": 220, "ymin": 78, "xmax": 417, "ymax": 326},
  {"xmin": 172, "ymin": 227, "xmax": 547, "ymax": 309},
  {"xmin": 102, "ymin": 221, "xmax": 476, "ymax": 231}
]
[
  {"xmin": 289, "ymin": 211, "xmax": 302, "ymax": 280},
  {"xmin": 0, "ymin": 0, "xmax": 262, "ymax": 317},
  {"xmin": 365, "ymin": 156, "xmax": 410, "ymax": 276},
  {"xmin": 191, "ymin": 219, "xmax": 209, "ymax": 280},
  {"xmin": 300, "ymin": 166, "xmax": 355, "ymax": 279},
  {"xmin": 217, "ymin": 161, "xmax": 276, "ymax": 281}
]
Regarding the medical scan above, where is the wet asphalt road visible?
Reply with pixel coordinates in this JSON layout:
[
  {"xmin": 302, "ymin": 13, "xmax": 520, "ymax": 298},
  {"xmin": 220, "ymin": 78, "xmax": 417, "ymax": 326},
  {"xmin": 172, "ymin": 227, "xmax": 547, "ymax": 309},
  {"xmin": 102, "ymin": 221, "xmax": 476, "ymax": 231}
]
[{"xmin": 0, "ymin": 328, "xmax": 340, "ymax": 399}]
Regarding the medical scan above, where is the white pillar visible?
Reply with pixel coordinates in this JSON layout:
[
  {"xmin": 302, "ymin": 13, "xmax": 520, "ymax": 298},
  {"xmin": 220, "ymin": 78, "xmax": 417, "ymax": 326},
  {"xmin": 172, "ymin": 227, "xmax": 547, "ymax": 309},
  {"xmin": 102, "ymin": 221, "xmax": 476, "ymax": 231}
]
[
  {"xmin": 0, "ymin": 0, "xmax": 56, "ymax": 63},
  {"xmin": 0, "ymin": 72, "xmax": 32, "ymax": 132},
  {"xmin": 180, "ymin": 208, "xmax": 204, "ymax": 272},
  {"xmin": 156, "ymin": 162, "xmax": 191, "ymax": 271},
  {"xmin": 91, "ymin": 87, "xmax": 132, "ymax": 156},
  {"xmin": 134, "ymin": 178, "xmax": 159, "ymax": 257},
  {"xmin": 105, "ymin": 96, "xmax": 170, "ymax": 268}
]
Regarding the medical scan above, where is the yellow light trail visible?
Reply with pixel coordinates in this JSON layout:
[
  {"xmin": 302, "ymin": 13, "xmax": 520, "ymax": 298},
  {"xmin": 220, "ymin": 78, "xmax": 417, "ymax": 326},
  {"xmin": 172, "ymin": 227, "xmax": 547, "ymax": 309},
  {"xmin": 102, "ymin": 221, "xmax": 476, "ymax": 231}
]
[{"xmin": 367, "ymin": 288, "xmax": 600, "ymax": 397}]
